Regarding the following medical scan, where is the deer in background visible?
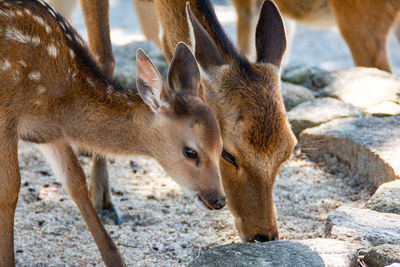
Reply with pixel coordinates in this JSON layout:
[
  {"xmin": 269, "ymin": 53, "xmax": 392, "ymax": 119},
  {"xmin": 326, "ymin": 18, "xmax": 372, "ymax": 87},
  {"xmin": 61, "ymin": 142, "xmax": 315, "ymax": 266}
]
[
  {"xmin": 70, "ymin": 0, "xmax": 296, "ymax": 242},
  {"xmin": 0, "ymin": 0, "xmax": 225, "ymax": 265},
  {"xmin": 132, "ymin": 0, "xmax": 400, "ymax": 73},
  {"xmin": 230, "ymin": 0, "xmax": 400, "ymax": 73}
]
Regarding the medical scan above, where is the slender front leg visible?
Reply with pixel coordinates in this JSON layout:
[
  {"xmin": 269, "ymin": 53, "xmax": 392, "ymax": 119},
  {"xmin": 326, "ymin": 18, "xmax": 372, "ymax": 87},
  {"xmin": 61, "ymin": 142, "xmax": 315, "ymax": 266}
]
[
  {"xmin": 133, "ymin": 0, "xmax": 162, "ymax": 50},
  {"xmin": 79, "ymin": 0, "xmax": 121, "ymax": 224},
  {"xmin": 39, "ymin": 142, "xmax": 125, "ymax": 266},
  {"xmin": 0, "ymin": 133, "xmax": 20, "ymax": 267}
]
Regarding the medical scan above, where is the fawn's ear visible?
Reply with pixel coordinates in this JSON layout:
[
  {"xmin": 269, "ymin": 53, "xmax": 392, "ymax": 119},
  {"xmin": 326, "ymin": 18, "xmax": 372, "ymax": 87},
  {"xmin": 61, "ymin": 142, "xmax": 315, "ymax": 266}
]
[
  {"xmin": 136, "ymin": 49, "xmax": 171, "ymax": 114},
  {"xmin": 186, "ymin": 3, "xmax": 226, "ymax": 79},
  {"xmin": 256, "ymin": 0, "xmax": 287, "ymax": 67},
  {"xmin": 168, "ymin": 42, "xmax": 200, "ymax": 97}
]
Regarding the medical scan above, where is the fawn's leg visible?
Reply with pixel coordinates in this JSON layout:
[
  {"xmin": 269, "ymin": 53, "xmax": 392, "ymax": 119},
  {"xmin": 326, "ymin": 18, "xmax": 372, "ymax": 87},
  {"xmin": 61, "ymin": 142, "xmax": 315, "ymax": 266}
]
[
  {"xmin": 39, "ymin": 141, "xmax": 125, "ymax": 267},
  {"xmin": 0, "ymin": 129, "xmax": 20, "ymax": 266},
  {"xmin": 79, "ymin": 0, "xmax": 121, "ymax": 224},
  {"xmin": 328, "ymin": 0, "xmax": 398, "ymax": 73},
  {"xmin": 133, "ymin": 0, "xmax": 162, "ymax": 50}
]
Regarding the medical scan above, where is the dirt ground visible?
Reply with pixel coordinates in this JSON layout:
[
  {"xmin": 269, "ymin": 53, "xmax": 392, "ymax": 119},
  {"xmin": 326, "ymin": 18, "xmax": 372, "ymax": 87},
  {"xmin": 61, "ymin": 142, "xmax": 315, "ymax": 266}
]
[{"xmin": 13, "ymin": 142, "xmax": 371, "ymax": 266}]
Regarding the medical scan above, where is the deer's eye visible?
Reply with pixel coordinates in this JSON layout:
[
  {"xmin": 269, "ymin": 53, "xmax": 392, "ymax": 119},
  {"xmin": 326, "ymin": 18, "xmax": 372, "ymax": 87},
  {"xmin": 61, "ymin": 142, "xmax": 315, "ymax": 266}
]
[
  {"xmin": 183, "ymin": 147, "xmax": 198, "ymax": 160},
  {"xmin": 222, "ymin": 149, "xmax": 238, "ymax": 168}
]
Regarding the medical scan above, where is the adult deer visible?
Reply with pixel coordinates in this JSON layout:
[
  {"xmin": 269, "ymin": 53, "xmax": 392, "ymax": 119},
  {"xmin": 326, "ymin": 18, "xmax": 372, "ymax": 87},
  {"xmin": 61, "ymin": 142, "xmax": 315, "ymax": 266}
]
[
  {"xmin": 74, "ymin": 0, "xmax": 296, "ymax": 242},
  {"xmin": 0, "ymin": 1, "xmax": 225, "ymax": 265},
  {"xmin": 230, "ymin": 0, "xmax": 400, "ymax": 73}
]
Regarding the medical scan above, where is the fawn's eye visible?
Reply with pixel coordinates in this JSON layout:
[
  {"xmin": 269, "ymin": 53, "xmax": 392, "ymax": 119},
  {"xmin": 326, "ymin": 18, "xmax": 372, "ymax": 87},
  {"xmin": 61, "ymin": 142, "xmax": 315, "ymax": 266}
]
[
  {"xmin": 222, "ymin": 149, "xmax": 238, "ymax": 168},
  {"xmin": 183, "ymin": 147, "xmax": 198, "ymax": 160}
]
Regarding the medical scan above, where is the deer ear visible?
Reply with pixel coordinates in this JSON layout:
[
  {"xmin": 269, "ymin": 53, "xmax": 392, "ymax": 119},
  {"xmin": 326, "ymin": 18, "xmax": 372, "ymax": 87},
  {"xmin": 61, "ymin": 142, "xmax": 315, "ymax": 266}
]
[
  {"xmin": 136, "ymin": 49, "xmax": 171, "ymax": 114},
  {"xmin": 168, "ymin": 42, "xmax": 200, "ymax": 96},
  {"xmin": 186, "ymin": 3, "xmax": 226, "ymax": 78},
  {"xmin": 256, "ymin": 0, "xmax": 287, "ymax": 67}
]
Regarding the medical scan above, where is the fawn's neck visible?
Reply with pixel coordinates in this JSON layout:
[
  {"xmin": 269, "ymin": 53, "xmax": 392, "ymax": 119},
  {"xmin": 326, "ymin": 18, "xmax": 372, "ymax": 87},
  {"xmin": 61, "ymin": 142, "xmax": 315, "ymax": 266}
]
[{"xmin": 64, "ymin": 78, "xmax": 164, "ymax": 158}]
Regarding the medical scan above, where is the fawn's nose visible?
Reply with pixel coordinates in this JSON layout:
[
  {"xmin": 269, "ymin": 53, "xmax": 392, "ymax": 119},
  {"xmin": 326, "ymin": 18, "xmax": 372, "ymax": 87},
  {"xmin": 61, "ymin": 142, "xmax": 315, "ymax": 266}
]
[{"xmin": 253, "ymin": 232, "xmax": 279, "ymax": 242}]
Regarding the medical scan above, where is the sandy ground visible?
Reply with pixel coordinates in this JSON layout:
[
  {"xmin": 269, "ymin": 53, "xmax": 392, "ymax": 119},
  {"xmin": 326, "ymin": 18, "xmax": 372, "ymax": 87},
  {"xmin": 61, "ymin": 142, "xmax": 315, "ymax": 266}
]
[
  {"xmin": 11, "ymin": 0, "xmax": 398, "ymax": 266},
  {"xmin": 14, "ymin": 143, "xmax": 371, "ymax": 266}
]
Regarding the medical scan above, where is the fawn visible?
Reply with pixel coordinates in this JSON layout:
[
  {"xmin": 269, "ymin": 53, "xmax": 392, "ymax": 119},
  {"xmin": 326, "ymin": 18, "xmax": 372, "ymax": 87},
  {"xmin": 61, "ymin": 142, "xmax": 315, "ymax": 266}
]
[
  {"xmin": 0, "ymin": 0, "xmax": 225, "ymax": 265},
  {"xmin": 68, "ymin": 0, "xmax": 296, "ymax": 242}
]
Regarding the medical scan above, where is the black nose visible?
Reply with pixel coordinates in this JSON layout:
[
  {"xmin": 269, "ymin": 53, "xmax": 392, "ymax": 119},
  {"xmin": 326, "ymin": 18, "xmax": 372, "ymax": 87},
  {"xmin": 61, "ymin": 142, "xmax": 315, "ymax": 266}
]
[
  {"xmin": 213, "ymin": 196, "xmax": 226, "ymax": 210},
  {"xmin": 254, "ymin": 233, "xmax": 278, "ymax": 242}
]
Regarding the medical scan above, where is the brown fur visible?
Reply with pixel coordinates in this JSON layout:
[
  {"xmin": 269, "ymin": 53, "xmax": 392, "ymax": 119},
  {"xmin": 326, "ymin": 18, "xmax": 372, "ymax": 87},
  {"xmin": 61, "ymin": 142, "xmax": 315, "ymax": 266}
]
[
  {"xmin": 155, "ymin": 0, "xmax": 296, "ymax": 242},
  {"xmin": 77, "ymin": 0, "xmax": 295, "ymax": 242},
  {"xmin": 0, "ymin": 1, "xmax": 224, "ymax": 265}
]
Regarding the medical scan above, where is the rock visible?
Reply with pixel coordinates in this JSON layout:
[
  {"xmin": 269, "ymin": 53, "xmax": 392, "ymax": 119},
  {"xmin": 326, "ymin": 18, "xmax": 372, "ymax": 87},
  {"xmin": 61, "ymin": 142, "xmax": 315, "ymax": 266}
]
[
  {"xmin": 299, "ymin": 238, "xmax": 358, "ymax": 267},
  {"xmin": 299, "ymin": 115, "xmax": 400, "ymax": 188},
  {"xmin": 112, "ymin": 41, "xmax": 167, "ymax": 88},
  {"xmin": 280, "ymin": 82, "xmax": 315, "ymax": 110},
  {"xmin": 189, "ymin": 241, "xmax": 325, "ymax": 267},
  {"xmin": 288, "ymin": 97, "xmax": 364, "ymax": 136},
  {"xmin": 364, "ymin": 180, "xmax": 400, "ymax": 215},
  {"xmin": 317, "ymin": 68, "xmax": 400, "ymax": 116},
  {"xmin": 325, "ymin": 206, "xmax": 400, "ymax": 246},
  {"xmin": 361, "ymin": 244, "xmax": 400, "ymax": 267},
  {"xmin": 281, "ymin": 65, "xmax": 328, "ymax": 89}
]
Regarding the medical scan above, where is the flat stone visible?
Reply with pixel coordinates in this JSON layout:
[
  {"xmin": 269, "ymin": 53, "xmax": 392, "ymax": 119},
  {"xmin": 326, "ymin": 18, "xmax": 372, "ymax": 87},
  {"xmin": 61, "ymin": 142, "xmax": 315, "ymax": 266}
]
[
  {"xmin": 281, "ymin": 65, "xmax": 328, "ymax": 89},
  {"xmin": 361, "ymin": 244, "xmax": 400, "ymax": 267},
  {"xmin": 299, "ymin": 115, "xmax": 400, "ymax": 188},
  {"xmin": 325, "ymin": 206, "xmax": 400, "ymax": 246},
  {"xmin": 189, "ymin": 241, "xmax": 325, "ymax": 267},
  {"xmin": 318, "ymin": 68, "xmax": 400, "ymax": 116},
  {"xmin": 280, "ymin": 82, "xmax": 315, "ymax": 110},
  {"xmin": 288, "ymin": 97, "xmax": 364, "ymax": 136},
  {"xmin": 299, "ymin": 238, "xmax": 358, "ymax": 267},
  {"xmin": 364, "ymin": 180, "xmax": 400, "ymax": 215}
]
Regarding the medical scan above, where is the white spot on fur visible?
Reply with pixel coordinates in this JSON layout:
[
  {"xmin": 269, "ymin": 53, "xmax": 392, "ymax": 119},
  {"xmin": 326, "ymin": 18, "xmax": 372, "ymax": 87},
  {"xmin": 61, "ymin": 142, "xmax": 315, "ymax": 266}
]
[
  {"xmin": 37, "ymin": 85, "xmax": 46, "ymax": 94},
  {"xmin": 32, "ymin": 15, "xmax": 52, "ymax": 33},
  {"xmin": 47, "ymin": 7, "xmax": 57, "ymax": 18},
  {"xmin": 0, "ymin": 59, "xmax": 11, "ymax": 71},
  {"xmin": 106, "ymin": 85, "xmax": 113, "ymax": 94},
  {"xmin": 0, "ymin": 9, "xmax": 15, "ymax": 18},
  {"xmin": 28, "ymin": 71, "xmax": 41, "ymax": 81},
  {"xmin": 18, "ymin": 60, "xmax": 26, "ymax": 67},
  {"xmin": 15, "ymin": 10, "xmax": 22, "ymax": 16},
  {"xmin": 47, "ymin": 44, "xmax": 58, "ymax": 57},
  {"xmin": 5, "ymin": 27, "xmax": 40, "ymax": 46},
  {"xmin": 68, "ymin": 48, "xmax": 75, "ymax": 59},
  {"xmin": 24, "ymin": 8, "xmax": 32, "ymax": 16},
  {"xmin": 86, "ymin": 77, "xmax": 95, "ymax": 87}
]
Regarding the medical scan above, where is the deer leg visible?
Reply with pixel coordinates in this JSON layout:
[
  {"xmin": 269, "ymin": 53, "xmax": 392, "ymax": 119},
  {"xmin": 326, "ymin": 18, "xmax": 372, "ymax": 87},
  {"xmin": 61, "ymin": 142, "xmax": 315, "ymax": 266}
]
[
  {"xmin": 133, "ymin": 0, "xmax": 162, "ymax": 50},
  {"xmin": 0, "ymin": 133, "xmax": 20, "ymax": 267},
  {"xmin": 231, "ymin": 0, "xmax": 254, "ymax": 55},
  {"xmin": 39, "ymin": 142, "xmax": 125, "ymax": 266},
  {"xmin": 79, "ymin": 0, "xmax": 121, "ymax": 224},
  {"xmin": 328, "ymin": 0, "xmax": 396, "ymax": 73}
]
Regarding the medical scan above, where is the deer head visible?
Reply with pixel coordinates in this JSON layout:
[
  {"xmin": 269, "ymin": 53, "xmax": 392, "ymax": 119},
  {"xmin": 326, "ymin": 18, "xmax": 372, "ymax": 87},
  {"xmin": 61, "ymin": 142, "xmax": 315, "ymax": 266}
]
[
  {"xmin": 136, "ymin": 42, "xmax": 226, "ymax": 210},
  {"xmin": 185, "ymin": 1, "xmax": 297, "ymax": 241}
]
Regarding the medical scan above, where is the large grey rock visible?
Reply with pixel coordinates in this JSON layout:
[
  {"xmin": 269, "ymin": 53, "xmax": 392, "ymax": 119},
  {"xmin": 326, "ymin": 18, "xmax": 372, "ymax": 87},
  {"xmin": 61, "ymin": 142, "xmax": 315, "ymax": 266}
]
[
  {"xmin": 325, "ymin": 206, "xmax": 400, "ymax": 246},
  {"xmin": 281, "ymin": 65, "xmax": 328, "ymax": 89},
  {"xmin": 281, "ymin": 82, "xmax": 315, "ymax": 110},
  {"xmin": 288, "ymin": 97, "xmax": 364, "ymax": 136},
  {"xmin": 362, "ymin": 244, "xmax": 400, "ymax": 267},
  {"xmin": 189, "ymin": 241, "xmax": 325, "ymax": 267},
  {"xmin": 113, "ymin": 41, "xmax": 167, "ymax": 88},
  {"xmin": 364, "ymin": 180, "xmax": 400, "ymax": 215},
  {"xmin": 299, "ymin": 239, "xmax": 358, "ymax": 267},
  {"xmin": 299, "ymin": 115, "xmax": 400, "ymax": 188},
  {"xmin": 317, "ymin": 68, "xmax": 400, "ymax": 116}
]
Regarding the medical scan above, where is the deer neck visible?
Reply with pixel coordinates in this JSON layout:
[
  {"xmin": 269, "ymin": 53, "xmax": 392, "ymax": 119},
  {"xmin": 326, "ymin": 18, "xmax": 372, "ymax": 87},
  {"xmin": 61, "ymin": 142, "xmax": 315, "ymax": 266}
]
[{"xmin": 64, "ymin": 78, "xmax": 166, "ymax": 158}]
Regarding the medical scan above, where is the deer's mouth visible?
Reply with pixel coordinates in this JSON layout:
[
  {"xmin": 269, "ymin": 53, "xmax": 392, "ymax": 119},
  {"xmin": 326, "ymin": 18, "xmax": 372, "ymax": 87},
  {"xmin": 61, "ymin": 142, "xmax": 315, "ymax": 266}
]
[{"xmin": 196, "ymin": 194, "xmax": 214, "ymax": 210}]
